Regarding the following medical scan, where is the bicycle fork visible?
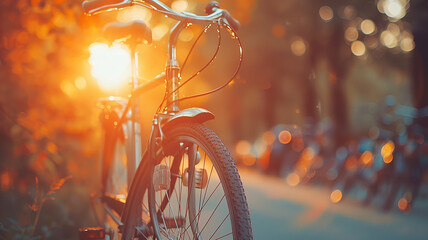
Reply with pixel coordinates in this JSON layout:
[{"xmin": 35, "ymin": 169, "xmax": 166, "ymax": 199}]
[{"xmin": 148, "ymin": 116, "xmax": 207, "ymax": 239}]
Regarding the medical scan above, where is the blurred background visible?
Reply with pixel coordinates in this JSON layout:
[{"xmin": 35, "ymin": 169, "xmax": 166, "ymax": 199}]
[{"xmin": 1, "ymin": 0, "xmax": 428, "ymax": 239}]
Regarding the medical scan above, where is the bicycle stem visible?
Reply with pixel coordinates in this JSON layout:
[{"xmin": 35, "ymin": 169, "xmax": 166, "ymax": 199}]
[{"xmin": 165, "ymin": 21, "xmax": 187, "ymax": 113}]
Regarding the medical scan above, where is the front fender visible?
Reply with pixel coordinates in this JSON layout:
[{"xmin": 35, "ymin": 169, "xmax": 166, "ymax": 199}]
[{"xmin": 162, "ymin": 108, "xmax": 215, "ymax": 129}]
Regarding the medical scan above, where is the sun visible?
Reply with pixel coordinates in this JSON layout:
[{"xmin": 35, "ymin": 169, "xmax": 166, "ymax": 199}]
[{"xmin": 89, "ymin": 43, "xmax": 131, "ymax": 92}]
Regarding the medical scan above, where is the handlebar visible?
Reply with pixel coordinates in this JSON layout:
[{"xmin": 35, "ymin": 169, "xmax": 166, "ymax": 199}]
[
  {"xmin": 204, "ymin": 1, "xmax": 240, "ymax": 34},
  {"xmin": 82, "ymin": 0, "xmax": 240, "ymax": 32}
]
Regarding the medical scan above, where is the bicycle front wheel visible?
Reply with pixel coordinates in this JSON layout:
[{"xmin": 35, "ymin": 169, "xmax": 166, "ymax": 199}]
[{"xmin": 123, "ymin": 123, "xmax": 252, "ymax": 239}]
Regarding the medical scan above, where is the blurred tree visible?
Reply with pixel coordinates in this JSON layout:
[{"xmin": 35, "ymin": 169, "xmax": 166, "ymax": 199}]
[
  {"xmin": 407, "ymin": 0, "xmax": 428, "ymax": 127},
  {"xmin": 0, "ymin": 0, "xmax": 106, "ymax": 237},
  {"xmin": 239, "ymin": 0, "xmax": 416, "ymax": 144}
]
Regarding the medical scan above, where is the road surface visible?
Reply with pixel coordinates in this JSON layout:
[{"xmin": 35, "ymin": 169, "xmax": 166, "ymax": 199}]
[{"xmin": 239, "ymin": 168, "xmax": 428, "ymax": 240}]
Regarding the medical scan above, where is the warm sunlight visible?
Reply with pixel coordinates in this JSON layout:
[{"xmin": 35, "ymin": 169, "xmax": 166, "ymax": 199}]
[
  {"xmin": 89, "ymin": 43, "xmax": 131, "ymax": 92},
  {"xmin": 4, "ymin": 0, "xmax": 428, "ymax": 239}
]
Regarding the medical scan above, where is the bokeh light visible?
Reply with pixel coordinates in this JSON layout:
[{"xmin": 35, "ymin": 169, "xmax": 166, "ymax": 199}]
[
  {"xmin": 345, "ymin": 27, "xmax": 359, "ymax": 42},
  {"xmin": 278, "ymin": 130, "xmax": 292, "ymax": 144},
  {"xmin": 263, "ymin": 131, "xmax": 276, "ymax": 145},
  {"xmin": 343, "ymin": 5, "xmax": 356, "ymax": 20},
  {"xmin": 271, "ymin": 24, "xmax": 286, "ymax": 38},
  {"xmin": 351, "ymin": 41, "xmax": 366, "ymax": 56},
  {"xmin": 291, "ymin": 38, "xmax": 306, "ymax": 56},
  {"xmin": 360, "ymin": 151, "xmax": 373, "ymax": 166},
  {"xmin": 330, "ymin": 189, "xmax": 343, "ymax": 203},
  {"xmin": 319, "ymin": 6, "xmax": 333, "ymax": 22},
  {"xmin": 383, "ymin": 0, "xmax": 406, "ymax": 19},
  {"xmin": 380, "ymin": 30, "xmax": 398, "ymax": 48},
  {"xmin": 345, "ymin": 156, "xmax": 358, "ymax": 170},
  {"xmin": 235, "ymin": 140, "xmax": 252, "ymax": 156},
  {"xmin": 89, "ymin": 43, "xmax": 131, "ymax": 92},
  {"xmin": 1, "ymin": 171, "xmax": 12, "ymax": 191},
  {"xmin": 381, "ymin": 141, "xmax": 395, "ymax": 163},
  {"xmin": 381, "ymin": 141, "xmax": 395, "ymax": 156},
  {"xmin": 152, "ymin": 24, "xmax": 169, "ymax": 41},
  {"xmin": 377, "ymin": 1, "xmax": 385, "ymax": 13},
  {"xmin": 179, "ymin": 28, "xmax": 194, "ymax": 42},
  {"xmin": 74, "ymin": 76, "xmax": 87, "ymax": 90},
  {"xmin": 286, "ymin": 172, "xmax": 300, "ymax": 187},
  {"xmin": 383, "ymin": 154, "xmax": 393, "ymax": 164},
  {"xmin": 398, "ymin": 197, "xmax": 408, "ymax": 211},
  {"xmin": 46, "ymin": 142, "xmax": 58, "ymax": 154},
  {"xmin": 117, "ymin": 6, "xmax": 152, "ymax": 23},
  {"xmin": 171, "ymin": 0, "xmax": 188, "ymax": 12},
  {"xmin": 301, "ymin": 147, "xmax": 315, "ymax": 161},
  {"xmin": 360, "ymin": 19, "xmax": 375, "ymax": 35},
  {"xmin": 235, "ymin": 140, "xmax": 256, "ymax": 167},
  {"xmin": 61, "ymin": 81, "xmax": 77, "ymax": 96},
  {"xmin": 387, "ymin": 23, "xmax": 400, "ymax": 37},
  {"xmin": 400, "ymin": 37, "xmax": 415, "ymax": 52}
]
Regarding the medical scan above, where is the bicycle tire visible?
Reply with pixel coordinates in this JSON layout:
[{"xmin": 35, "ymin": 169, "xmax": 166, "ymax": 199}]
[{"xmin": 121, "ymin": 123, "xmax": 252, "ymax": 239}]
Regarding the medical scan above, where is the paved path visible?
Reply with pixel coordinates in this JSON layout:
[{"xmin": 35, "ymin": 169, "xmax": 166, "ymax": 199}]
[{"xmin": 239, "ymin": 168, "xmax": 428, "ymax": 240}]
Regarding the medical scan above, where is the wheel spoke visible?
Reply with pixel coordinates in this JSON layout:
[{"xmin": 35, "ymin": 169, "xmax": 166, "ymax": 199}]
[
  {"xmin": 214, "ymin": 232, "xmax": 233, "ymax": 240},
  {"xmin": 209, "ymin": 213, "xmax": 230, "ymax": 240},
  {"xmin": 165, "ymin": 191, "xmax": 180, "ymax": 232},
  {"xmin": 181, "ymin": 181, "xmax": 222, "ymax": 235},
  {"xmin": 199, "ymin": 194, "xmax": 226, "ymax": 236},
  {"xmin": 156, "ymin": 192, "xmax": 172, "ymax": 238}
]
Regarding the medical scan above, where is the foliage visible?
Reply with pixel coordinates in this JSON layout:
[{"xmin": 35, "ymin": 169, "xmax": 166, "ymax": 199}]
[
  {"xmin": 0, "ymin": 176, "xmax": 71, "ymax": 240},
  {"xmin": 0, "ymin": 0, "xmax": 104, "ymax": 238}
]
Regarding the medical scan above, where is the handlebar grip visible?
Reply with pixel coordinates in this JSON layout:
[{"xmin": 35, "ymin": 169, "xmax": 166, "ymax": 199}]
[
  {"xmin": 82, "ymin": 0, "xmax": 131, "ymax": 15},
  {"xmin": 205, "ymin": 1, "xmax": 240, "ymax": 32}
]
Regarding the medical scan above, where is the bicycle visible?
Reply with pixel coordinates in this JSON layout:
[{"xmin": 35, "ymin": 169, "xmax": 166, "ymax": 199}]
[{"xmin": 78, "ymin": 0, "xmax": 253, "ymax": 239}]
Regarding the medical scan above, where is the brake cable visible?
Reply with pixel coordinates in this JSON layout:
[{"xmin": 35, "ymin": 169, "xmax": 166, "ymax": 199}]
[
  {"xmin": 156, "ymin": 22, "xmax": 221, "ymax": 112},
  {"xmin": 163, "ymin": 22, "xmax": 243, "ymax": 110}
]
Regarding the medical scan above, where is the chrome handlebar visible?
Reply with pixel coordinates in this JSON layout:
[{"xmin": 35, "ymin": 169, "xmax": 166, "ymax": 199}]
[{"xmin": 82, "ymin": 0, "xmax": 239, "ymax": 31}]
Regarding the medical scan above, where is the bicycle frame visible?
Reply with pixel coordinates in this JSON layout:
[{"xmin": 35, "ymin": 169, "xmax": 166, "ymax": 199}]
[{"xmin": 94, "ymin": 0, "xmax": 236, "ymax": 231}]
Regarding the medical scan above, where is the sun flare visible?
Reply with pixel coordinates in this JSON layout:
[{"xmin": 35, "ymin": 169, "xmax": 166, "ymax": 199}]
[{"xmin": 89, "ymin": 43, "xmax": 131, "ymax": 92}]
